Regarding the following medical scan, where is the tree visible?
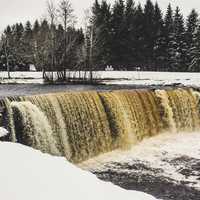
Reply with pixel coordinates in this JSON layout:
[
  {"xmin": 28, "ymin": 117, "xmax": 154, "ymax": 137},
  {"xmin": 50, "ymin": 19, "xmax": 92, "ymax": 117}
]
[
  {"xmin": 46, "ymin": 0, "xmax": 57, "ymax": 81},
  {"xmin": 168, "ymin": 7, "xmax": 186, "ymax": 71},
  {"xmin": 190, "ymin": 24, "xmax": 200, "ymax": 71},
  {"xmin": 12, "ymin": 23, "xmax": 25, "ymax": 68},
  {"xmin": 132, "ymin": 4, "xmax": 145, "ymax": 67},
  {"xmin": 23, "ymin": 21, "xmax": 34, "ymax": 64},
  {"xmin": 92, "ymin": 0, "xmax": 112, "ymax": 67},
  {"xmin": 143, "ymin": 0, "xmax": 155, "ymax": 68},
  {"xmin": 33, "ymin": 19, "xmax": 50, "ymax": 71},
  {"xmin": 111, "ymin": 0, "xmax": 126, "ymax": 67},
  {"xmin": 57, "ymin": 0, "xmax": 76, "ymax": 79},
  {"xmin": 123, "ymin": 0, "xmax": 136, "ymax": 67},
  {"xmin": 1, "ymin": 35, "xmax": 11, "ymax": 78},
  {"xmin": 185, "ymin": 9, "xmax": 199, "ymax": 68},
  {"xmin": 33, "ymin": 20, "xmax": 40, "ymax": 34},
  {"xmin": 163, "ymin": 3, "xmax": 174, "ymax": 71},
  {"xmin": 153, "ymin": 2, "xmax": 165, "ymax": 70}
]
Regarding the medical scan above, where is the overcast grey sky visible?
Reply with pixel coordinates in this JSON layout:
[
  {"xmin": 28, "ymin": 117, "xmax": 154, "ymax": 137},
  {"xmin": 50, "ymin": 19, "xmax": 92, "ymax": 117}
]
[{"xmin": 0, "ymin": 0, "xmax": 199, "ymax": 32}]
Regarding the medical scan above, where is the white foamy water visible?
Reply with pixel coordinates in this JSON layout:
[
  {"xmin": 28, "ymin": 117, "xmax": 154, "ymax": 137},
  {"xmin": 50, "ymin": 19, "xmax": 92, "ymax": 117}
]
[{"xmin": 80, "ymin": 132, "xmax": 200, "ymax": 189}]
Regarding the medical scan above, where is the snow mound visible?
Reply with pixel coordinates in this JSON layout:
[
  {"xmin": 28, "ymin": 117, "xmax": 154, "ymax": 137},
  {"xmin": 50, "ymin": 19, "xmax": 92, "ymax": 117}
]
[
  {"xmin": 0, "ymin": 142, "xmax": 157, "ymax": 200},
  {"xmin": 0, "ymin": 127, "xmax": 8, "ymax": 138}
]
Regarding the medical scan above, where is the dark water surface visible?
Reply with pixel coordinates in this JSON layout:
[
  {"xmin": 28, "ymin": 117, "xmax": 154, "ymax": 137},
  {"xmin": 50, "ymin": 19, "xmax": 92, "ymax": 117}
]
[{"xmin": 0, "ymin": 83, "xmax": 185, "ymax": 99}]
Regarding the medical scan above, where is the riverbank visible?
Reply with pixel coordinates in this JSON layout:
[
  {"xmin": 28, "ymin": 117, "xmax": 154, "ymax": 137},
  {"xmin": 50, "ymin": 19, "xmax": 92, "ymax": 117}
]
[{"xmin": 1, "ymin": 71, "xmax": 200, "ymax": 87}]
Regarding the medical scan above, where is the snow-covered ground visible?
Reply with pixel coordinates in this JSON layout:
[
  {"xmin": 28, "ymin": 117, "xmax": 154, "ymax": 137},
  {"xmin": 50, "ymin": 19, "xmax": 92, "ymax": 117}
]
[
  {"xmin": 100, "ymin": 71, "xmax": 200, "ymax": 86},
  {"xmin": 0, "ymin": 72, "xmax": 43, "ymax": 84},
  {"xmin": 0, "ymin": 141, "xmax": 157, "ymax": 200},
  {"xmin": 1, "ymin": 71, "xmax": 200, "ymax": 86}
]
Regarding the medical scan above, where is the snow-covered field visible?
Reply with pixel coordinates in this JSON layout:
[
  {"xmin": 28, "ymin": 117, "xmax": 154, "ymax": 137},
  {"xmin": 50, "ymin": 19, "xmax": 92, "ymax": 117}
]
[
  {"xmin": 1, "ymin": 71, "xmax": 200, "ymax": 86},
  {"xmin": 0, "ymin": 141, "xmax": 156, "ymax": 200}
]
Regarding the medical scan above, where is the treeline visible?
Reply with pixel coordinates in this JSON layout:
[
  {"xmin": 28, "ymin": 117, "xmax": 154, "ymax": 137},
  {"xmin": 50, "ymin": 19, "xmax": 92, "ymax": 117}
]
[
  {"xmin": 0, "ymin": 0, "xmax": 86, "ymax": 78},
  {"xmin": 1, "ymin": 0, "xmax": 200, "ymax": 73},
  {"xmin": 90, "ymin": 0, "xmax": 200, "ymax": 72},
  {"xmin": 1, "ymin": 20, "xmax": 84, "ymax": 71}
]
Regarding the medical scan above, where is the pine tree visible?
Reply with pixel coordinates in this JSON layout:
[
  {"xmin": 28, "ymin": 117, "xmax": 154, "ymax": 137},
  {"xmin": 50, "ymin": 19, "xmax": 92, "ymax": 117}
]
[
  {"xmin": 90, "ymin": 0, "xmax": 101, "ymax": 67},
  {"xmin": 190, "ymin": 24, "xmax": 200, "ymax": 71},
  {"xmin": 132, "ymin": 4, "xmax": 145, "ymax": 67},
  {"xmin": 143, "ymin": 0, "xmax": 155, "ymax": 68},
  {"xmin": 111, "ymin": 0, "xmax": 126, "ymax": 68},
  {"xmin": 185, "ymin": 9, "xmax": 199, "ymax": 68},
  {"xmin": 169, "ymin": 7, "xmax": 186, "ymax": 71},
  {"xmin": 23, "ymin": 21, "xmax": 34, "ymax": 64},
  {"xmin": 124, "ymin": 0, "xmax": 136, "ymax": 67},
  {"xmin": 33, "ymin": 19, "xmax": 50, "ymax": 71},
  {"xmin": 163, "ymin": 3, "xmax": 174, "ymax": 71},
  {"xmin": 95, "ymin": 0, "xmax": 112, "ymax": 66},
  {"xmin": 12, "ymin": 23, "xmax": 25, "ymax": 68},
  {"xmin": 33, "ymin": 20, "xmax": 40, "ymax": 34},
  {"xmin": 153, "ymin": 2, "xmax": 165, "ymax": 70}
]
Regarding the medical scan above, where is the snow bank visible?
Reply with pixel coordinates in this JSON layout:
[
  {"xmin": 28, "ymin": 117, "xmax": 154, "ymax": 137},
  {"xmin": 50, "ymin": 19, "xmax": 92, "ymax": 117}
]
[
  {"xmin": 0, "ymin": 142, "xmax": 157, "ymax": 200},
  {"xmin": 0, "ymin": 127, "xmax": 8, "ymax": 138}
]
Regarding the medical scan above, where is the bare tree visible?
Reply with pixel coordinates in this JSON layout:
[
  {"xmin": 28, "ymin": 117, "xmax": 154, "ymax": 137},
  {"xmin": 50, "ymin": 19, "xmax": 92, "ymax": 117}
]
[
  {"xmin": 83, "ymin": 9, "xmax": 95, "ymax": 83},
  {"xmin": 46, "ymin": 0, "xmax": 57, "ymax": 81},
  {"xmin": 57, "ymin": 0, "xmax": 76, "ymax": 79}
]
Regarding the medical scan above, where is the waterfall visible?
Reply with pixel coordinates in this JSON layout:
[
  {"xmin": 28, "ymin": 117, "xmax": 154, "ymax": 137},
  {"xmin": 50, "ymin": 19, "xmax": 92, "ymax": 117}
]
[{"xmin": 3, "ymin": 88, "xmax": 200, "ymax": 163}]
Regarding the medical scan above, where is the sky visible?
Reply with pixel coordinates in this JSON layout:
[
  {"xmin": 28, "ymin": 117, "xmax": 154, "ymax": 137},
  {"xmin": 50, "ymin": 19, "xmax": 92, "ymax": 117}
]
[{"xmin": 0, "ymin": 0, "xmax": 200, "ymax": 32}]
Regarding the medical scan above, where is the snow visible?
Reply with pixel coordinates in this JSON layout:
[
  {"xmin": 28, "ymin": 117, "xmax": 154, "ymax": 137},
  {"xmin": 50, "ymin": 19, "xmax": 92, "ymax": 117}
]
[
  {"xmin": 0, "ymin": 72, "xmax": 43, "ymax": 84},
  {"xmin": 1, "ymin": 71, "xmax": 200, "ymax": 86},
  {"xmin": 0, "ymin": 127, "xmax": 8, "ymax": 138},
  {"xmin": 99, "ymin": 71, "xmax": 200, "ymax": 86},
  {"xmin": 0, "ymin": 142, "xmax": 157, "ymax": 200},
  {"xmin": 81, "ymin": 132, "xmax": 200, "ymax": 190}
]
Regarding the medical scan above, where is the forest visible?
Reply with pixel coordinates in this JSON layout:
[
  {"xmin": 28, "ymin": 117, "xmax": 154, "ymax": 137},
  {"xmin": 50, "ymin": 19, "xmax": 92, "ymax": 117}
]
[{"xmin": 1, "ymin": 0, "xmax": 200, "ymax": 74}]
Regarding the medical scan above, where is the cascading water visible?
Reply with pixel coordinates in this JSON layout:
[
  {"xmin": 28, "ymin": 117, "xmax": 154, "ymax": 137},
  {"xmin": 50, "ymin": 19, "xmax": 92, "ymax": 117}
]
[{"xmin": 2, "ymin": 88, "xmax": 200, "ymax": 163}]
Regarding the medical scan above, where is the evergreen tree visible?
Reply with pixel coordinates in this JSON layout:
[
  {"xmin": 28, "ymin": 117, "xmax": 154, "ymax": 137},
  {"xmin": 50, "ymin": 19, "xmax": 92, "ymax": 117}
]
[
  {"xmin": 33, "ymin": 20, "xmax": 40, "ymax": 34},
  {"xmin": 132, "ymin": 4, "xmax": 145, "ymax": 67},
  {"xmin": 190, "ymin": 24, "xmax": 200, "ymax": 71},
  {"xmin": 124, "ymin": 0, "xmax": 136, "ymax": 67},
  {"xmin": 93, "ymin": 0, "xmax": 112, "ymax": 67},
  {"xmin": 111, "ymin": 0, "xmax": 126, "ymax": 68},
  {"xmin": 169, "ymin": 7, "xmax": 187, "ymax": 71},
  {"xmin": 163, "ymin": 3, "xmax": 174, "ymax": 71},
  {"xmin": 12, "ymin": 23, "xmax": 25, "ymax": 68},
  {"xmin": 33, "ymin": 19, "xmax": 50, "ymax": 71},
  {"xmin": 23, "ymin": 21, "xmax": 34, "ymax": 64},
  {"xmin": 185, "ymin": 9, "xmax": 199, "ymax": 68},
  {"xmin": 153, "ymin": 2, "xmax": 165, "ymax": 70},
  {"xmin": 143, "ymin": 0, "xmax": 155, "ymax": 68}
]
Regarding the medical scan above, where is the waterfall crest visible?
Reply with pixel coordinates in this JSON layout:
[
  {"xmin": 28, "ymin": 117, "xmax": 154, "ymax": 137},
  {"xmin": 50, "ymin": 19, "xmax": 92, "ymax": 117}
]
[{"xmin": 3, "ymin": 88, "xmax": 200, "ymax": 163}]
